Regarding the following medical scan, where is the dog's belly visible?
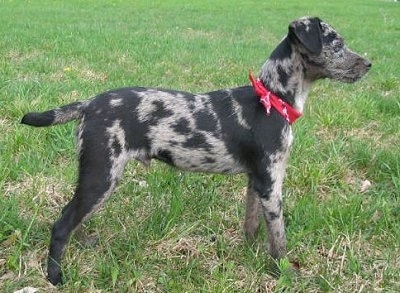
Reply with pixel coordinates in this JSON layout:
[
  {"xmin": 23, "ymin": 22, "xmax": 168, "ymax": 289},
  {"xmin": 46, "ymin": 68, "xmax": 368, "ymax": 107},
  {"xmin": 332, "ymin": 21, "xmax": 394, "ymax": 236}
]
[
  {"xmin": 157, "ymin": 148, "xmax": 246, "ymax": 174},
  {"xmin": 149, "ymin": 141, "xmax": 246, "ymax": 174}
]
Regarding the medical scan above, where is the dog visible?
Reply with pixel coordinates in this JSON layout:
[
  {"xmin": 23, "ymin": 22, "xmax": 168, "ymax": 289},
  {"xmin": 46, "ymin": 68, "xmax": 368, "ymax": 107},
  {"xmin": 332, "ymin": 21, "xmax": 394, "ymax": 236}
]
[{"xmin": 21, "ymin": 17, "xmax": 371, "ymax": 285}]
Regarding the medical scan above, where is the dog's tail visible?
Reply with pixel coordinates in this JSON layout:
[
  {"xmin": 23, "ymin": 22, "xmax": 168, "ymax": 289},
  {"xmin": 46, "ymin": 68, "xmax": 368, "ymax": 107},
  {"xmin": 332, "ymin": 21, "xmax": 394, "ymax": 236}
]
[{"xmin": 21, "ymin": 101, "xmax": 87, "ymax": 127}]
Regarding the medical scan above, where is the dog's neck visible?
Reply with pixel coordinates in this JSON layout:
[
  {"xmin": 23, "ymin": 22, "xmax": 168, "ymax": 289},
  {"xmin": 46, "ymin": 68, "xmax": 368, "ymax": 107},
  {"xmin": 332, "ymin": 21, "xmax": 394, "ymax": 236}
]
[{"xmin": 259, "ymin": 37, "xmax": 312, "ymax": 114}]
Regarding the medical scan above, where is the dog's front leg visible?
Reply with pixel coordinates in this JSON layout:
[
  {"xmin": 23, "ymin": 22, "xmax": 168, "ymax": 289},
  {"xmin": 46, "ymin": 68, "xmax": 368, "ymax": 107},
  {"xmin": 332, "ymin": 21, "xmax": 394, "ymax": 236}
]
[
  {"xmin": 262, "ymin": 150, "xmax": 289, "ymax": 260},
  {"xmin": 260, "ymin": 193, "xmax": 286, "ymax": 260},
  {"xmin": 250, "ymin": 150, "xmax": 289, "ymax": 261}
]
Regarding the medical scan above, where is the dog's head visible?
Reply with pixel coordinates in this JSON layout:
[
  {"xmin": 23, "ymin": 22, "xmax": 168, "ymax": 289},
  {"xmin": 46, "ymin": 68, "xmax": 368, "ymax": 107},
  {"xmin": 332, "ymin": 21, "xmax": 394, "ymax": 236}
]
[{"xmin": 288, "ymin": 16, "xmax": 371, "ymax": 83}]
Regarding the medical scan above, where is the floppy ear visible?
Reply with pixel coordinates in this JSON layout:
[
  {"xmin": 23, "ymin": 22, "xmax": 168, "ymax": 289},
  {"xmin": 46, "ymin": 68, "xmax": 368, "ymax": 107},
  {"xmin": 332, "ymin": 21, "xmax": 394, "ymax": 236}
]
[{"xmin": 288, "ymin": 17, "xmax": 322, "ymax": 55}]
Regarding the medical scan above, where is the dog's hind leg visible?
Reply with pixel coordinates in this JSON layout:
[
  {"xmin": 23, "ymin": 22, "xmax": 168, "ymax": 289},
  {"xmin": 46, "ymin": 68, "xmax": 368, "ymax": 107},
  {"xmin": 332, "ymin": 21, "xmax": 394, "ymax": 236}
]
[
  {"xmin": 47, "ymin": 134, "xmax": 129, "ymax": 285},
  {"xmin": 244, "ymin": 175, "xmax": 261, "ymax": 240}
]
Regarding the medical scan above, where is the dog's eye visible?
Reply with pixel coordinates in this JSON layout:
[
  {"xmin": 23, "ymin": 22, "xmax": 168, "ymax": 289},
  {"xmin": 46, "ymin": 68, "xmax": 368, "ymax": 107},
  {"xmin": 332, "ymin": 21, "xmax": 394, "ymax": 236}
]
[
  {"xmin": 334, "ymin": 39, "xmax": 344, "ymax": 47},
  {"xmin": 333, "ymin": 39, "xmax": 344, "ymax": 52}
]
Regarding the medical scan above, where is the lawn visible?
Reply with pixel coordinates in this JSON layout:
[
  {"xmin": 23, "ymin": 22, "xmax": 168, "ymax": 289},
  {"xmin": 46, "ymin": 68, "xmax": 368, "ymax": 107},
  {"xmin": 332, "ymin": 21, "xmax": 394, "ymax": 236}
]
[{"xmin": 1, "ymin": 0, "xmax": 399, "ymax": 291}]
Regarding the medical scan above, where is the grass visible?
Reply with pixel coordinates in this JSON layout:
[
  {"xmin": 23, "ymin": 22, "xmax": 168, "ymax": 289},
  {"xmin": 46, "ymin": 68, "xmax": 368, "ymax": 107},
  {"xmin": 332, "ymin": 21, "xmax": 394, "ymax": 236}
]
[{"xmin": 1, "ymin": 0, "xmax": 399, "ymax": 291}]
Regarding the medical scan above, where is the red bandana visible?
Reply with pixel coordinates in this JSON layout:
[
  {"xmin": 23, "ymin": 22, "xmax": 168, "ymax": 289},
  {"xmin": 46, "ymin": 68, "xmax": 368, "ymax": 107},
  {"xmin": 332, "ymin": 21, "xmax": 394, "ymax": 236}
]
[{"xmin": 249, "ymin": 72, "xmax": 302, "ymax": 124}]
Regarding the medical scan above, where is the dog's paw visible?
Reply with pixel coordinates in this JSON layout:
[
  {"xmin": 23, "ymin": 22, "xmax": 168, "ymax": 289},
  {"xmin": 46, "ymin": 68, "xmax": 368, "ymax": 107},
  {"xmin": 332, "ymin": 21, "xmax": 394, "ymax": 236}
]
[{"xmin": 47, "ymin": 270, "xmax": 63, "ymax": 286}]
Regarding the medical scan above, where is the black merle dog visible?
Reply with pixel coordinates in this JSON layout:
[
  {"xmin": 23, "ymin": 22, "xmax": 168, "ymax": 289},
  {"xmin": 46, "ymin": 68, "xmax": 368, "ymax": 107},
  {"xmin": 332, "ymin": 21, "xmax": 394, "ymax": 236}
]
[{"xmin": 21, "ymin": 17, "xmax": 371, "ymax": 285}]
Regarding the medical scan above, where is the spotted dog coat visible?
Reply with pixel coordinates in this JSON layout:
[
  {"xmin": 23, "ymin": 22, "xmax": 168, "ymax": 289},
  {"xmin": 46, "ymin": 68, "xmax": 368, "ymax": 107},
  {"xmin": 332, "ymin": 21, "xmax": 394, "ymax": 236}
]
[{"xmin": 21, "ymin": 17, "xmax": 371, "ymax": 285}]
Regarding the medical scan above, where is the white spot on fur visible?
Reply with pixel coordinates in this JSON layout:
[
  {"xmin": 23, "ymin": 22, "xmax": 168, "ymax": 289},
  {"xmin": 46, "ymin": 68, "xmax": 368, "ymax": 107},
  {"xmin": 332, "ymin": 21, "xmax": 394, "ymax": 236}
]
[
  {"xmin": 293, "ymin": 81, "xmax": 310, "ymax": 113},
  {"xmin": 110, "ymin": 98, "xmax": 123, "ymax": 107},
  {"xmin": 106, "ymin": 119, "xmax": 128, "ymax": 180},
  {"xmin": 231, "ymin": 99, "xmax": 251, "ymax": 129},
  {"xmin": 76, "ymin": 117, "xmax": 85, "ymax": 155}
]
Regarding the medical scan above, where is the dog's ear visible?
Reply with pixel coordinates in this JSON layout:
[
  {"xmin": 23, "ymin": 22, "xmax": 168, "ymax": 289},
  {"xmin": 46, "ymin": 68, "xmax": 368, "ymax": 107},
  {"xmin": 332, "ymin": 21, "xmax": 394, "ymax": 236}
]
[{"xmin": 288, "ymin": 17, "xmax": 322, "ymax": 55}]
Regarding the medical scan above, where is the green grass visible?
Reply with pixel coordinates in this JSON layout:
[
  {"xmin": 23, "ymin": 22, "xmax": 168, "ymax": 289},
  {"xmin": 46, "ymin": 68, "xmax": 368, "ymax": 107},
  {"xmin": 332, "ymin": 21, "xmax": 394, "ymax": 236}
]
[{"xmin": 1, "ymin": 0, "xmax": 399, "ymax": 291}]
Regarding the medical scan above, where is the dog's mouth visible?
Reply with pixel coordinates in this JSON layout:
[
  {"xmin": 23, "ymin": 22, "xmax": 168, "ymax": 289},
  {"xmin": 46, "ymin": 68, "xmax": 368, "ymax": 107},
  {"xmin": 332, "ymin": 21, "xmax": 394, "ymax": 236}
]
[
  {"xmin": 341, "ymin": 74, "xmax": 367, "ymax": 83},
  {"xmin": 334, "ymin": 55, "xmax": 372, "ymax": 83},
  {"xmin": 334, "ymin": 63, "xmax": 371, "ymax": 83}
]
